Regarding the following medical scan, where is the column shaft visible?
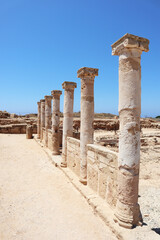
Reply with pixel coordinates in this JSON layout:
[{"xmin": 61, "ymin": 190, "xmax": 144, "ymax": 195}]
[
  {"xmin": 112, "ymin": 33, "xmax": 149, "ymax": 228},
  {"xmin": 61, "ymin": 82, "xmax": 77, "ymax": 167},
  {"xmin": 77, "ymin": 67, "xmax": 98, "ymax": 184},
  {"xmin": 37, "ymin": 102, "xmax": 41, "ymax": 139},
  {"xmin": 45, "ymin": 96, "xmax": 52, "ymax": 147},
  {"xmin": 40, "ymin": 99, "xmax": 45, "ymax": 141},
  {"xmin": 51, "ymin": 90, "xmax": 62, "ymax": 155}
]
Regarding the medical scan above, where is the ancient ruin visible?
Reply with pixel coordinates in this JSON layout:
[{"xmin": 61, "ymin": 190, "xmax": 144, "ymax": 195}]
[
  {"xmin": 51, "ymin": 90, "xmax": 62, "ymax": 155},
  {"xmin": 77, "ymin": 67, "xmax": 98, "ymax": 184},
  {"xmin": 44, "ymin": 95, "xmax": 52, "ymax": 147},
  {"xmin": 2, "ymin": 33, "xmax": 160, "ymax": 240},
  {"xmin": 37, "ymin": 101, "xmax": 41, "ymax": 139},
  {"xmin": 61, "ymin": 81, "xmax": 77, "ymax": 168},
  {"xmin": 112, "ymin": 33, "xmax": 149, "ymax": 228},
  {"xmin": 40, "ymin": 99, "xmax": 45, "ymax": 141}
]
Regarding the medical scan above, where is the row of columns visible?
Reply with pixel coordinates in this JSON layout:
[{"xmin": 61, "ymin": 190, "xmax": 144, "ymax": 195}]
[
  {"xmin": 37, "ymin": 91, "xmax": 62, "ymax": 155},
  {"xmin": 37, "ymin": 33, "xmax": 149, "ymax": 229}
]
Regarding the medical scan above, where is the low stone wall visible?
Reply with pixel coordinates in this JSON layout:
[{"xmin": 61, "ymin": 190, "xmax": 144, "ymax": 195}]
[
  {"xmin": 42, "ymin": 128, "xmax": 63, "ymax": 148},
  {"xmin": 66, "ymin": 138, "xmax": 118, "ymax": 208},
  {"xmin": 42, "ymin": 127, "xmax": 46, "ymax": 145},
  {"xmin": 87, "ymin": 144, "xmax": 118, "ymax": 208},
  {"xmin": 48, "ymin": 129, "xmax": 53, "ymax": 151},
  {"xmin": 0, "ymin": 124, "xmax": 37, "ymax": 134},
  {"xmin": 67, "ymin": 137, "xmax": 80, "ymax": 177}
]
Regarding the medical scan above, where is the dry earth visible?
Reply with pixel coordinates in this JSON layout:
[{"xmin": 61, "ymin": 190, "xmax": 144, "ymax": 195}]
[{"xmin": 0, "ymin": 134, "xmax": 117, "ymax": 240}]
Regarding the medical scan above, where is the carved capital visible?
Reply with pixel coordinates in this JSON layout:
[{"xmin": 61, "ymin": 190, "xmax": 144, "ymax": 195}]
[
  {"xmin": 77, "ymin": 67, "xmax": 98, "ymax": 79},
  {"xmin": 62, "ymin": 81, "xmax": 77, "ymax": 90},
  {"xmin": 51, "ymin": 90, "xmax": 62, "ymax": 97},
  {"xmin": 111, "ymin": 33, "xmax": 149, "ymax": 56},
  {"xmin": 44, "ymin": 95, "xmax": 52, "ymax": 101}
]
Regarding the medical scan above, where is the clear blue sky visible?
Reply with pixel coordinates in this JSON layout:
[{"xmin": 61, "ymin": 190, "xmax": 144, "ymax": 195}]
[{"xmin": 0, "ymin": 0, "xmax": 159, "ymax": 117}]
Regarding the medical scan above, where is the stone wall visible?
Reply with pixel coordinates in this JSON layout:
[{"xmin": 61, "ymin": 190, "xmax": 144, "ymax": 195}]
[
  {"xmin": 67, "ymin": 137, "xmax": 80, "ymax": 177},
  {"xmin": 42, "ymin": 128, "xmax": 45, "ymax": 145},
  {"xmin": 66, "ymin": 137, "xmax": 118, "ymax": 208},
  {"xmin": 0, "ymin": 124, "xmax": 37, "ymax": 134},
  {"xmin": 42, "ymin": 128, "xmax": 63, "ymax": 148},
  {"xmin": 48, "ymin": 129, "xmax": 53, "ymax": 151},
  {"xmin": 87, "ymin": 144, "xmax": 118, "ymax": 208}
]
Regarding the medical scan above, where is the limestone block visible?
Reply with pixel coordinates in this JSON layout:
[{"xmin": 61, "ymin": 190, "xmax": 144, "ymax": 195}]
[
  {"xmin": 67, "ymin": 137, "xmax": 80, "ymax": 177},
  {"xmin": 87, "ymin": 143, "xmax": 118, "ymax": 207},
  {"xmin": 87, "ymin": 164, "xmax": 98, "ymax": 193}
]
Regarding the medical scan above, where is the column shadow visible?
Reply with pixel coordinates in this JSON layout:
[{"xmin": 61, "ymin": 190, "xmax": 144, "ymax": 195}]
[{"xmin": 152, "ymin": 228, "xmax": 160, "ymax": 235}]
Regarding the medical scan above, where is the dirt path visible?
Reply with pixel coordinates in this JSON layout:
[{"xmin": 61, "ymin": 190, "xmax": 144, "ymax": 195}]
[{"xmin": 0, "ymin": 134, "xmax": 117, "ymax": 240}]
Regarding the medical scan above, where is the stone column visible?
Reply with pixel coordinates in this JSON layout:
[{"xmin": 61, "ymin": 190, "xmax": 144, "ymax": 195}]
[
  {"xmin": 77, "ymin": 67, "xmax": 98, "ymax": 184},
  {"xmin": 111, "ymin": 34, "xmax": 149, "ymax": 228},
  {"xmin": 37, "ymin": 101, "xmax": 41, "ymax": 139},
  {"xmin": 26, "ymin": 125, "xmax": 32, "ymax": 139},
  {"xmin": 40, "ymin": 99, "xmax": 45, "ymax": 141},
  {"xmin": 61, "ymin": 81, "xmax": 77, "ymax": 168},
  {"xmin": 51, "ymin": 90, "xmax": 62, "ymax": 155},
  {"xmin": 44, "ymin": 95, "xmax": 52, "ymax": 147}
]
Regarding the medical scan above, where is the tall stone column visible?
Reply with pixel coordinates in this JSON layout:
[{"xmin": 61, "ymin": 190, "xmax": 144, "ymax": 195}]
[
  {"xmin": 111, "ymin": 34, "xmax": 149, "ymax": 228},
  {"xmin": 61, "ymin": 81, "xmax": 77, "ymax": 168},
  {"xmin": 51, "ymin": 90, "xmax": 62, "ymax": 155},
  {"xmin": 45, "ymin": 95, "xmax": 52, "ymax": 147},
  {"xmin": 40, "ymin": 99, "xmax": 45, "ymax": 141},
  {"xmin": 37, "ymin": 101, "xmax": 41, "ymax": 139},
  {"xmin": 77, "ymin": 67, "xmax": 98, "ymax": 184}
]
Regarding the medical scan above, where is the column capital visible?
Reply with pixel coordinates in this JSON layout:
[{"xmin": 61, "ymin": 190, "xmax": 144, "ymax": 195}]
[
  {"xmin": 62, "ymin": 81, "xmax": 77, "ymax": 90},
  {"xmin": 37, "ymin": 101, "xmax": 41, "ymax": 105},
  {"xmin": 77, "ymin": 67, "xmax": 98, "ymax": 79},
  {"xmin": 40, "ymin": 99, "xmax": 45, "ymax": 102},
  {"xmin": 51, "ymin": 90, "xmax": 62, "ymax": 97},
  {"xmin": 111, "ymin": 33, "xmax": 149, "ymax": 56},
  {"xmin": 44, "ymin": 95, "xmax": 52, "ymax": 100}
]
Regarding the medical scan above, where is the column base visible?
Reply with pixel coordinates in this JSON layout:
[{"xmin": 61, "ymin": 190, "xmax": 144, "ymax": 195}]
[
  {"xmin": 52, "ymin": 151, "xmax": 60, "ymax": 155},
  {"xmin": 79, "ymin": 178, "xmax": 87, "ymax": 185},
  {"xmin": 114, "ymin": 200, "xmax": 143, "ymax": 229},
  {"xmin": 60, "ymin": 162, "xmax": 67, "ymax": 168}
]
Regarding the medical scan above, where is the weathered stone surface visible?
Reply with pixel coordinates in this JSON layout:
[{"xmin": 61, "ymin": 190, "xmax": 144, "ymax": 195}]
[
  {"xmin": 37, "ymin": 102, "xmax": 41, "ymax": 139},
  {"xmin": 40, "ymin": 99, "xmax": 45, "ymax": 141},
  {"xmin": 0, "ymin": 124, "xmax": 37, "ymax": 134},
  {"xmin": 111, "ymin": 33, "xmax": 149, "ymax": 56},
  {"xmin": 77, "ymin": 67, "xmax": 98, "ymax": 78},
  {"xmin": 26, "ymin": 125, "xmax": 32, "ymax": 139},
  {"xmin": 0, "ymin": 111, "xmax": 10, "ymax": 118},
  {"xmin": 51, "ymin": 90, "xmax": 62, "ymax": 155},
  {"xmin": 67, "ymin": 137, "xmax": 80, "ymax": 177},
  {"xmin": 44, "ymin": 96, "xmax": 52, "ymax": 147},
  {"xmin": 77, "ymin": 67, "xmax": 98, "ymax": 184},
  {"xmin": 87, "ymin": 144, "xmax": 118, "ymax": 206},
  {"xmin": 112, "ymin": 33, "xmax": 149, "ymax": 228},
  {"xmin": 61, "ymin": 81, "xmax": 77, "ymax": 168}
]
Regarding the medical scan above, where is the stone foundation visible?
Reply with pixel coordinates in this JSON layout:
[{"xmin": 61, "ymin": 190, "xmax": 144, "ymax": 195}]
[
  {"xmin": 48, "ymin": 129, "xmax": 53, "ymax": 151},
  {"xmin": 87, "ymin": 144, "xmax": 118, "ymax": 208},
  {"xmin": 41, "ymin": 128, "xmax": 63, "ymax": 149},
  {"xmin": 67, "ymin": 137, "xmax": 80, "ymax": 177},
  {"xmin": 66, "ymin": 137, "xmax": 118, "ymax": 207},
  {"xmin": 0, "ymin": 124, "xmax": 37, "ymax": 134}
]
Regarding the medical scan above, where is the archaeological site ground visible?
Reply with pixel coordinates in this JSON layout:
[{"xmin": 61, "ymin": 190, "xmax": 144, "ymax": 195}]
[{"xmin": 1, "ymin": 34, "xmax": 160, "ymax": 240}]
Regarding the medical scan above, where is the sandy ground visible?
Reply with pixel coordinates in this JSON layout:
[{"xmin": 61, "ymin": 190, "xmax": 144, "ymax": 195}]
[
  {"xmin": 0, "ymin": 134, "xmax": 117, "ymax": 240},
  {"xmin": 139, "ymin": 129, "xmax": 160, "ymax": 232}
]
